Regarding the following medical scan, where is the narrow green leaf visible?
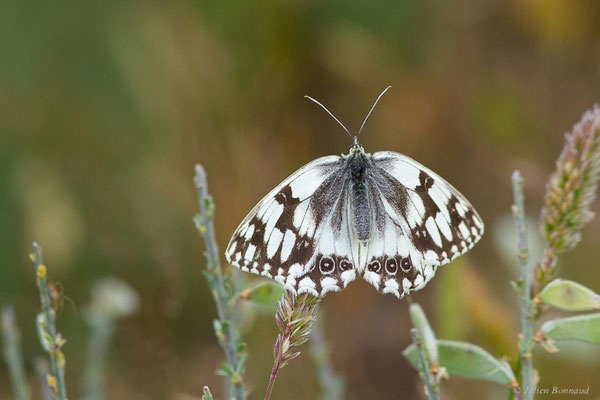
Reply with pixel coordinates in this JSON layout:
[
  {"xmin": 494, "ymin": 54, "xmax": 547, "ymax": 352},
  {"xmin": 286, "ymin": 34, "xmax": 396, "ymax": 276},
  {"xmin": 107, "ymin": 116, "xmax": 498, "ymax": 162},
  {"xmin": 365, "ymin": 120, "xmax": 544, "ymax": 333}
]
[
  {"xmin": 212, "ymin": 320, "xmax": 226, "ymax": 344},
  {"xmin": 541, "ymin": 313, "xmax": 600, "ymax": 344},
  {"xmin": 192, "ymin": 214, "xmax": 204, "ymax": 226},
  {"xmin": 538, "ymin": 279, "xmax": 600, "ymax": 311},
  {"xmin": 204, "ymin": 195, "xmax": 214, "ymax": 213},
  {"xmin": 229, "ymin": 283, "xmax": 284, "ymax": 316},
  {"xmin": 409, "ymin": 303, "xmax": 438, "ymax": 364},
  {"xmin": 403, "ymin": 340, "xmax": 515, "ymax": 385},
  {"xmin": 236, "ymin": 351, "xmax": 248, "ymax": 373},
  {"xmin": 35, "ymin": 314, "xmax": 52, "ymax": 352},
  {"xmin": 509, "ymin": 280, "xmax": 521, "ymax": 292},
  {"xmin": 237, "ymin": 341, "xmax": 247, "ymax": 354},
  {"xmin": 193, "ymin": 214, "xmax": 207, "ymax": 235},
  {"xmin": 216, "ymin": 362, "xmax": 234, "ymax": 378}
]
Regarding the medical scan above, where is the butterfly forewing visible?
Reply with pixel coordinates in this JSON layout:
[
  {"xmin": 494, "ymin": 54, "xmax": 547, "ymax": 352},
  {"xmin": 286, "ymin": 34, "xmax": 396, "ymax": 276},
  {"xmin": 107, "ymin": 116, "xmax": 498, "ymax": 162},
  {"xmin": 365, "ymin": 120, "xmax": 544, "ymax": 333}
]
[{"xmin": 225, "ymin": 156, "xmax": 359, "ymax": 296}]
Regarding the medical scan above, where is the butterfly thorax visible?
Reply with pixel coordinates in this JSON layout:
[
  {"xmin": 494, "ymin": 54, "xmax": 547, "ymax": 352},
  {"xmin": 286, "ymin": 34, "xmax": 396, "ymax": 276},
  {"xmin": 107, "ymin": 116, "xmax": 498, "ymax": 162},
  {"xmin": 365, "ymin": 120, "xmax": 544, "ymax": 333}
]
[{"xmin": 345, "ymin": 144, "xmax": 373, "ymax": 246}]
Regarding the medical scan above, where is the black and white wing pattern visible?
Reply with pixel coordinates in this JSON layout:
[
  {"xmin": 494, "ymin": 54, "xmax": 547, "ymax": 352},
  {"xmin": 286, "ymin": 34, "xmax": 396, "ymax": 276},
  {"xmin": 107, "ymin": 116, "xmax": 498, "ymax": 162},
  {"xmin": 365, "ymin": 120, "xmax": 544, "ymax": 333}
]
[
  {"xmin": 359, "ymin": 151, "xmax": 484, "ymax": 297},
  {"xmin": 226, "ymin": 144, "xmax": 484, "ymax": 299},
  {"xmin": 225, "ymin": 156, "xmax": 359, "ymax": 296}
]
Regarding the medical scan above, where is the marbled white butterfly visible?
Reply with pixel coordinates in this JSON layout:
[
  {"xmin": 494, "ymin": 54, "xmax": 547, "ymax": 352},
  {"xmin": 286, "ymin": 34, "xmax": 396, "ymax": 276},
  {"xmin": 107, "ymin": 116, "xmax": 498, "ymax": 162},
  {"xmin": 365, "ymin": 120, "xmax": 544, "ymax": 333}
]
[{"xmin": 225, "ymin": 88, "xmax": 484, "ymax": 298}]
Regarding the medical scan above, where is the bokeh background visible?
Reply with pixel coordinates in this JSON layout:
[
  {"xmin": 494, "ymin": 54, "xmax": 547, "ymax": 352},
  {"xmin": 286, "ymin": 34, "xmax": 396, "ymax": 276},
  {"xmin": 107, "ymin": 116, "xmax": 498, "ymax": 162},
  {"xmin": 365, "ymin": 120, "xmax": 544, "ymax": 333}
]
[{"xmin": 2, "ymin": 0, "xmax": 600, "ymax": 398}]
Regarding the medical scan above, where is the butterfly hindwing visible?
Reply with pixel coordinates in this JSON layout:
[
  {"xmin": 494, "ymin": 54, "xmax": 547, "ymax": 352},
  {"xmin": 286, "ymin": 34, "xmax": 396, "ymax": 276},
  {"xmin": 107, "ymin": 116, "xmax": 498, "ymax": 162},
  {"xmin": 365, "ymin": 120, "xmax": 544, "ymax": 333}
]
[
  {"xmin": 358, "ymin": 151, "xmax": 484, "ymax": 297},
  {"xmin": 359, "ymin": 183, "xmax": 431, "ymax": 298},
  {"xmin": 225, "ymin": 156, "xmax": 359, "ymax": 296},
  {"xmin": 288, "ymin": 187, "xmax": 359, "ymax": 295}
]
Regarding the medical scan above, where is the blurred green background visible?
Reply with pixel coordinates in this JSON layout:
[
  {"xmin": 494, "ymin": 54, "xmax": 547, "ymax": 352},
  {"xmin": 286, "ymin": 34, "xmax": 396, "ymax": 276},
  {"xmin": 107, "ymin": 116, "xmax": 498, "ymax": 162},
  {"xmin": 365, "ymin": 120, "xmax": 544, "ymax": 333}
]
[{"xmin": 1, "ymin": 0, "xmax": 600, "ymax": 398}]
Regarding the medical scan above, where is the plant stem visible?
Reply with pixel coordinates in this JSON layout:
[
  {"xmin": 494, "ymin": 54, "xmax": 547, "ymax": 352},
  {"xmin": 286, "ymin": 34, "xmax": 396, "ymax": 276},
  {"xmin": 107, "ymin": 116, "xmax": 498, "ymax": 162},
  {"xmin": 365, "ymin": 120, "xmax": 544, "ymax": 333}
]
[
  {"xmin": 265, "ymin": 291, "xmax": 320, "ymax": 400},
  {"xmin": 81, "ymin": 319, "xmax": 113, "ymax": 400},
  {"xmin": 194, "ymin": 164, "xmax": 246, "ymax": 400},
  {"xmin": 309, "ymin": 315, "xmax": 344, "ymax": 400},
  {"xmin": 31, "ymin": 242, "xmax": 68, "ymax": 400},
  {"xmin": 410, "ymin": 328, "xmax": 439, "ymax": 400},
  {"xmin": 511, "ymin": 171, "xmax": 534, "ymax": 399},
  {"xmin": 264, "ymin": 355, "xmax": 281, "ymax": 400},
  {"xmin": 512, "ymin": 385, "xmax": 523, "ymax": 400},
  {"xmin": 81, "ymin": 277, "xmax": 139, "ymax": 400},
  {"xmin": 1, "ymin": 306, "xmax": 31, "ymax": 400}
]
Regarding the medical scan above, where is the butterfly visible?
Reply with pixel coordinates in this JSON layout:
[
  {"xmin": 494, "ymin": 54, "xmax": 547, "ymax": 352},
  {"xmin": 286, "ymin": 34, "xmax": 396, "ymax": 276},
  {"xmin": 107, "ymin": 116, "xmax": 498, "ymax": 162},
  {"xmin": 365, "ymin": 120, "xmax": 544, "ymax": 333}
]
[{"xmin": 225, "ymin": 88, "xmax": 484, "ymax": 298}]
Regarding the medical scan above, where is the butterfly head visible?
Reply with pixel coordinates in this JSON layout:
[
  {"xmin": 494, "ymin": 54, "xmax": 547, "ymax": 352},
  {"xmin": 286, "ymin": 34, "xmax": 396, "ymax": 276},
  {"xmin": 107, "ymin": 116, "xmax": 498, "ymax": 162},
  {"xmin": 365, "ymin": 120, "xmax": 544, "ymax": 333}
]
[{"xmin": 347, "ymin": 136, "xmax": 366, "ymax": 157}]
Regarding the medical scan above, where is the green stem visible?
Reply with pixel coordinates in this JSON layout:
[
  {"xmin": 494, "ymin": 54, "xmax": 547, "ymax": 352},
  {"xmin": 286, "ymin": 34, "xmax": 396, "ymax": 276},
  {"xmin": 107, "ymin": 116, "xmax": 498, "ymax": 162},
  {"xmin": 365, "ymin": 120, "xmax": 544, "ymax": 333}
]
[
  {"xmin": 511, "ymin": 171, "xmax": 534, "ymax": 399},
  {"xmin": 32, "ymin": 242, "xmax": 68, "ymax": 400},
  {"xmin": 410, "ymin": 329, "xmax": 439, "ymax": 400},
  {"xmin": 194, "ymin": 164, "xmax": 246, "ymax": 400},
  {"xmin": 1, "ymin": 306, "xmax": 31, "ymax": 400},
  {"xmin": 81, "ymin": 318, "xmax": 114, "ymax": 400},
  {"xmin": 309, "ymin": 316, "xmax": 344, "ymax": 400}
]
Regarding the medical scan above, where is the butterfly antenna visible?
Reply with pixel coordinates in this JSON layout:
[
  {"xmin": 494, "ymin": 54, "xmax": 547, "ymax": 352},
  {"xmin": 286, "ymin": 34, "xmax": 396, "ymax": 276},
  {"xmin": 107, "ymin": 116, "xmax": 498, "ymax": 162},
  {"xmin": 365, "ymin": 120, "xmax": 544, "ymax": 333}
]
[
  {"xmin": 357, "ymin": 86, "xmax": 391, "ymax": 136},
  {"xmin": 304, "ymin": 95, "xmax": 353, "ymax": 140}
]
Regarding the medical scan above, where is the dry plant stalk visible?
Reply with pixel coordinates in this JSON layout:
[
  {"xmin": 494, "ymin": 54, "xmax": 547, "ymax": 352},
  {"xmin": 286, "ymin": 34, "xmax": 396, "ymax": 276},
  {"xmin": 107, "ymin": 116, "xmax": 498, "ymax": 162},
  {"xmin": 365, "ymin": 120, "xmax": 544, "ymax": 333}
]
[
  {"xmin": 265, "ymin": 291, "xmax": 320, "ymax": 400},
  {"xmin": 539, "ymin": 105, "xmax": 600, "ymax": 287}
]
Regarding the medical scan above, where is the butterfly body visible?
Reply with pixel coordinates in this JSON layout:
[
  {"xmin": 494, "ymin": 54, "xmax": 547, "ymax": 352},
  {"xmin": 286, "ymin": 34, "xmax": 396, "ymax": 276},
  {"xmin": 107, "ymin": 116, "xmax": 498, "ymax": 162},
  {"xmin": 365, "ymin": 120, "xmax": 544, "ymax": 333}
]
[
  {"xmin": 346, "ymin": 144, "xmax": 372, "ymax": 245},
  {"xmin": 226, "ymin": 139, "xmax": 483, "ymax": 299}
]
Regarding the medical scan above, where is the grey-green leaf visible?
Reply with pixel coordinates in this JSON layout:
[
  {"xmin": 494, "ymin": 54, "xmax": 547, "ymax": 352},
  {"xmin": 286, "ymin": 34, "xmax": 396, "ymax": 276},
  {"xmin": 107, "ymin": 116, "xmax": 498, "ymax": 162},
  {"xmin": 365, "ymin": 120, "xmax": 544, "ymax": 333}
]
[
  {"xmin": 541, "ymin": 313, "xmax": 600, "ymax": 344},
  {"xmin": 242, "ymin": 282, "xmax": 283, "ymax": 307},
  {"xmin": 409, "ymin": 303, "xmax": 438, "ymax": 364},
  {"xmin": 403, "ymin": 340, "xmax": 515, "ymax": 385},
  {"xmin": 538, "ymin": 279, "xmax": 600, "ymax": 311}
]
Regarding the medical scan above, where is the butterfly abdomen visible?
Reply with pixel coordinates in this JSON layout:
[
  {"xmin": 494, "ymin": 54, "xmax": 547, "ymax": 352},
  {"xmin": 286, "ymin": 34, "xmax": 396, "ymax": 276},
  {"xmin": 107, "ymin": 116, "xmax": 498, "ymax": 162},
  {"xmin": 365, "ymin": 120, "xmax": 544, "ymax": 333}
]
[{"xmin": 348, "ymin": 150, "xmax": 372, "ymax": 245}]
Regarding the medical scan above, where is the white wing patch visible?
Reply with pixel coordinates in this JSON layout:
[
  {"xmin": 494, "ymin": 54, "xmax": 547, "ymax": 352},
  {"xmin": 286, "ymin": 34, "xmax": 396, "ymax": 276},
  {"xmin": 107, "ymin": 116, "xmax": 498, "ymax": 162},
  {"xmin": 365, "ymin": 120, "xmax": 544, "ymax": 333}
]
[{"xmin": 280, "ymin": 229, "xmax": 296, "ymax": 263}]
